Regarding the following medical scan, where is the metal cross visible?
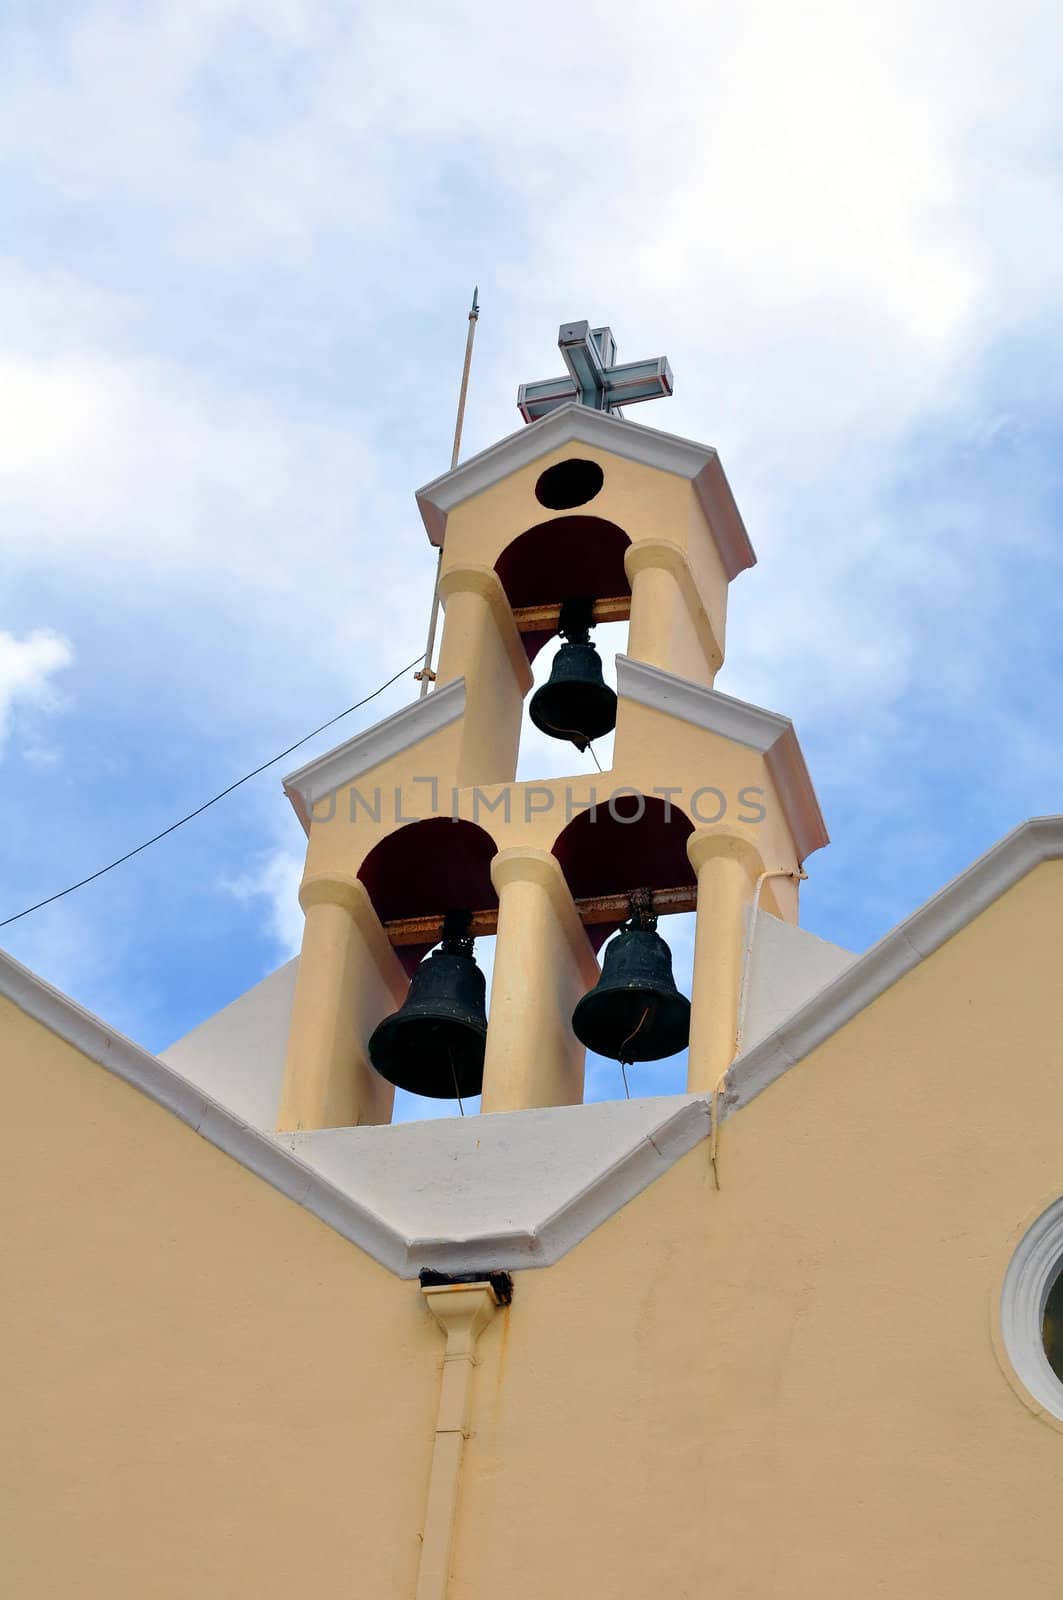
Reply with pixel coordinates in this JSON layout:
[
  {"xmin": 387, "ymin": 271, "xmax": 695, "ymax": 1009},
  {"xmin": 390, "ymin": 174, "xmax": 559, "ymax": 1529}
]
[{"xmin": 517, "ymin": 321, "xmax": 674, "ymax": 424}]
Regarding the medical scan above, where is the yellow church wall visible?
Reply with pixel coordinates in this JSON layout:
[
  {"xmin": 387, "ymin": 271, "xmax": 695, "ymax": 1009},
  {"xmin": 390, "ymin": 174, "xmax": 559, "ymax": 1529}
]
[
  {"xmin": 7, "ymin": 860, "xmax": 1061, "ymax": 1598},
  {"xmin": 0, "ymin": 998, "xmax": 437, "ymax": 1600},
  {"xmin": 449, "ymin": 860, "xmax": 1063, "ymax": 1599}
]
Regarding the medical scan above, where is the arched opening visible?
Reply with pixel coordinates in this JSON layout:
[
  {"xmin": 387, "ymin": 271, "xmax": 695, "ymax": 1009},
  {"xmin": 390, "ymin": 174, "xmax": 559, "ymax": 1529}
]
[
  {"xmin": 499, "ymin": 516, "xmax": 631, "ymax": 781},
  {"xmin": 552, "ymin": 795, "xmax": 696, "ymax": 950},
  {"xmin": 553, "ymin": 795, "xmax": 697, "ymax": 1103},
  {"xmin": 359, "ymin": 819, "xmax": 499, "ymax": 1122},
  {"xmin": 358, "ymin": 817, "xmax": 498, "ymax": 976},
  {"xmin": 495, "ymin": 515, "xmax": 631, "ymax": 665}
]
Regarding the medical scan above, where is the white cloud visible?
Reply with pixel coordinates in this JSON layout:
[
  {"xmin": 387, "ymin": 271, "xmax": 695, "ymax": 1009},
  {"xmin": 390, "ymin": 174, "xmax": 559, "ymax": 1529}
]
[
  {"xmin": 222, "ymin": 848, "xmax": 304, "ymax": 957},
  {"xmin": 2, "ymin": 0, "xmax": 1063, "ymax": 1054},
  {"xmin": 0, "ymin": 629, "xmax": 73, "ymax": 758},
  {"xmin": 3, "ymin": 0, "xmax": 1052, "ymax": 755}
]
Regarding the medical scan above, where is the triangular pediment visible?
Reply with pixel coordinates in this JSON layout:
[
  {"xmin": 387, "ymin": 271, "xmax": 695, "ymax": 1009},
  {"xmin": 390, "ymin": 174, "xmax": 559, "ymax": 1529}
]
[
  {"xmin": 282, "ymin": 677, "xmax": 466, "ymax": 833},
  {"xmin": 616, "ymin": 655, "xmax": 830, "ymax": 862},
  {"xmin": 415, "ymin": 403, "xmax": 756, "ymax": 581}
]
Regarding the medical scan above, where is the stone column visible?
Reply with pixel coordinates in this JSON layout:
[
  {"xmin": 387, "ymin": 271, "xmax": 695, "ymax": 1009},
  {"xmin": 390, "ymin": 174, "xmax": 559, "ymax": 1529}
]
[
  {"xmin": 435, "ymin": 564, "xmax": 532, "ymax": 788},
  {"xmin": 625, "ymin": 539, "xmax": 723, "ymax": 687},
  {"xmin": 685, "ymin": 830, "xmax": 765, "ymax": 1094},
  {"xmin": 276, "ymin": 873, "xmax": 406, "ymax": 1131},
  {"xmin": 480, "ymin": 848, "xmax": 599, "ymax": 1113}
]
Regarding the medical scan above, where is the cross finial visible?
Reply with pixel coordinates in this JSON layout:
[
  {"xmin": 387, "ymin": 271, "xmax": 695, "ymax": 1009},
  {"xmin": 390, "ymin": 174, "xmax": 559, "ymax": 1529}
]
[{"xmin": 517, "ymin": 321, "xmax": 674, "ymax": 424}]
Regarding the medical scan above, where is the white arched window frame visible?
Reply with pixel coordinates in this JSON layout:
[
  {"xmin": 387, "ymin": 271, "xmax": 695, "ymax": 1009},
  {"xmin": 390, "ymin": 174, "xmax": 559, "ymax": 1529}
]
[{"xmin": 1000, "ymin": 1195, "xmax": 1063, "ymax": 1422}]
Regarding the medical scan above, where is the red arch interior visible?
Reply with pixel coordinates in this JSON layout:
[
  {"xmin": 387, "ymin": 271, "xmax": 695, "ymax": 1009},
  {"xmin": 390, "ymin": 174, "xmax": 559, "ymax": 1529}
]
[
  {"xmin": 495, "ymin": 516, "xmax": 631, "ymax": 663},
  {"xmin": 359, "ymin": 818, "xmax": 499, "ymax": 976},
  {"xmin": 552, "ymin": 796, "xmax": 696, "ymax": 951}
]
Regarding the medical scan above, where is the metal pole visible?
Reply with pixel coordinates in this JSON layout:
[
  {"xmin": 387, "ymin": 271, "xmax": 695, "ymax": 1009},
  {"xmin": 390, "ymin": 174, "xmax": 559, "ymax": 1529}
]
[{"xmin": 417, "ymin": 286, "xmax": 480, "ymax": 698}]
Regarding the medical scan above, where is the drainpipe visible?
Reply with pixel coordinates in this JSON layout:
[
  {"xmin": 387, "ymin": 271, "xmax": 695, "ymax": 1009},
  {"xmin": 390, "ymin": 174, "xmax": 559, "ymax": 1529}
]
[{"xmin": 415, "ymin": 1272, "xmax": 511, "ymax": 1600}]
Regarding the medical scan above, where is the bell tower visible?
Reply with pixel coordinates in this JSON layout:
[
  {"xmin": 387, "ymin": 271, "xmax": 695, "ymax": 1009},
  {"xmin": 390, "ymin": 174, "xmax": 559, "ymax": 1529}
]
[{"xmin": 276, "ymin": 319, "xmax": 828, "ymax": 1131}]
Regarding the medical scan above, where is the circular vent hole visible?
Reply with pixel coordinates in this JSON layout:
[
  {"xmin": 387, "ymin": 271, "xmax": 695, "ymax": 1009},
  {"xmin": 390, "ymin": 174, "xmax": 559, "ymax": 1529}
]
[{"xmin": 535, "ymin": 458, "xmax": 604, "ymax": 510}]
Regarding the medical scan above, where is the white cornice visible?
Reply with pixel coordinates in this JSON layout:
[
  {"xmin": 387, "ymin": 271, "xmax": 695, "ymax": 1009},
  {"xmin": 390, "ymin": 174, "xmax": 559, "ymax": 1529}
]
[
  {"xmin": 283, "ymin": 678, "xmax": 466, "ymax": 834},
  {"xmin": 615, "ymin": 655, "xmax": 829, "ymax": 863},
  {"xmin": 274, "ymin": 1097, "xmax": 713, "ymax": 1277},
  {"xmin": 415, "ymin": 403, "xmax": 756, "ymax": 581},
  {"xmin": 724, "ymin": 816, "xmax": 1063, "ymax": 1119},
  {"xmin": 0, "ymin": 938, "xmax": 710, "ymax": 1279}
]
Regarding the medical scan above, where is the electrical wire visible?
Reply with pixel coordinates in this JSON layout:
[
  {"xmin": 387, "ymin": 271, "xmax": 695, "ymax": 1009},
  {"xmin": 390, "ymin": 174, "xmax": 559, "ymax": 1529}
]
[{"xmin": 0, "ymin": 653, "xmax": 425, "ymax": 931}]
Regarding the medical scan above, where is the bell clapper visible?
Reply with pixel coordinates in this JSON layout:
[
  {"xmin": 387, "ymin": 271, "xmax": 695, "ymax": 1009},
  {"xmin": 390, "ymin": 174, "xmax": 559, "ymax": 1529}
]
[
  {"xmin": 441, "ymin": 912, "xmax": 472, "ymax": 1114},
  {"xmin": 615, "ymin": 891, "xmax": 657, "ymax": 1078},
  {"xmin": 447, "ymin": 1041, "xmax": 466, "ymax": 1116}
]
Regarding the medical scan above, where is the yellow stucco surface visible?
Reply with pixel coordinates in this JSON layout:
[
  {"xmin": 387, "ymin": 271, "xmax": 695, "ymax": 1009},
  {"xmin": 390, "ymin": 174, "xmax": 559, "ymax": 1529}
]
[
  {"xmin": 450, "ymin": 859, "xmax": 1063, "ymax": 1598},
  {"xmin": 0, "ymin": 997, "xmax": 437, "ymax": 1600},
  {"xmin": 9, "ymin": 863, "xmax": 1059, "ymax": 1597}
]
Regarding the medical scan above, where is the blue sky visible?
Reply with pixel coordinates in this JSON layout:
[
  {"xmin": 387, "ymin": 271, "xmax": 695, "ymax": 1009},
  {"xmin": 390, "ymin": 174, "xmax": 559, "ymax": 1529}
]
[{"xmin": 3, "ymin": 1, "xmax": 1063, "ymax": 1117}]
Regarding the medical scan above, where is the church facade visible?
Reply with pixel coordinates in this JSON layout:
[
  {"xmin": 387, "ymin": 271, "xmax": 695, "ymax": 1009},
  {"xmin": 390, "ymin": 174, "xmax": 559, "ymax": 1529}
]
[{"xmin": 4, "ymin": 322, "xmax": 1063, "ymax": 1598}]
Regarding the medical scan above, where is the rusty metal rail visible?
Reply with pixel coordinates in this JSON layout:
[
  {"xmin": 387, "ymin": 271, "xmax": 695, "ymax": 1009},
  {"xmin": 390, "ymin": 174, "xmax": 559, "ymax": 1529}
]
[
  {"xmin": 383, "ymin": 884, "xmax": 697, "ymax": 946},
  {"xmin": 510, "ymin": 595, "xmax": 630, "ymax": 633}
]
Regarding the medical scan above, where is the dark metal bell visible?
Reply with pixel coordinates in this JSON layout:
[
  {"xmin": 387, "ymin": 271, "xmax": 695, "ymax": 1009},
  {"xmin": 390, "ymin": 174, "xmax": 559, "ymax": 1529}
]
[
  {"xmin": 572, "ymin": 896, "xmax": 690, "ymax": 1064},
  {"xmin": 528, "ymin": 596, "xmax": 617, "ymax": 752},
  {"xmin": 368, "ymin": 916, "xmax": 487, "ymax": 1100}
]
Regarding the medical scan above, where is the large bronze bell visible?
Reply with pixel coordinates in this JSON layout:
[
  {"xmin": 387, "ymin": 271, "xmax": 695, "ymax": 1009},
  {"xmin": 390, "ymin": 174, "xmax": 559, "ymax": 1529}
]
[
  {"xmin": 572, "ymin": 891, "xmax": 690, "ymax": 1064},
  {"xmin": 368, "ymin": 912, "xmax": 487, "ymax": 1100},
  {"xmin": 529, "ymin": 596, "xmax": 617, "ymax": 752}
]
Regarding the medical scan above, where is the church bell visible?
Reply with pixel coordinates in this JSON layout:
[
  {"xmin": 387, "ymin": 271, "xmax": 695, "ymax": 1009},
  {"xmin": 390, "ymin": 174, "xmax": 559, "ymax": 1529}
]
[
  {"xmin": 528, "ymin": 595, "xmax": 617, "ymax": 752},
  {"xmin": 572, "ymin": 891, "xmax": 691, "ymax": 1064},
  {"xmin": 368, "ymin": 911, "xmax": 487, "ymax": 1100}
]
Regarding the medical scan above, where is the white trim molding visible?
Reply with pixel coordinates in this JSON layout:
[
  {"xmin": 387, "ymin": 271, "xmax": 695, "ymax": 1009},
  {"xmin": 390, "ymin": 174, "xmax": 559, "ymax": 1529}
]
[
  {"xmin": 0, "ymin": 942, "xmax": 711, "ymax": 1279},
  {"xmin": 283, "ymin": 677, "xmax": 466, "ymax": 833},
  {"xmin": 615, "ymin": 654, "xmax": 829, "ymax": 863},
  {"xmin": 724, "ymin": 816, "xmax": 1063, "ymax": 1120},
  {"xmin": 275, "ymin": 1096, "xmax": 713, "ymax": 1277},
  {"xmin": 415, "ymin": 402, "xmax": 756, "ymax": 581},
  {"xmin": 999, "ymin": 1195, "xmax": 1063, "ymax": 1422}
]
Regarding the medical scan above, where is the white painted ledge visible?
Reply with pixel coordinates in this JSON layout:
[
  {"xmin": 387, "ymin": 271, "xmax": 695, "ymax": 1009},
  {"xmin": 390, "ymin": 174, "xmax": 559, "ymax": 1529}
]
[
  {"xmin": 0, "ymin": 940, "xmax": 710, "ymax": 1277},
  {"xmin": 275, "ymin": 1096, "xmax": 713, "ymax": 1276}
]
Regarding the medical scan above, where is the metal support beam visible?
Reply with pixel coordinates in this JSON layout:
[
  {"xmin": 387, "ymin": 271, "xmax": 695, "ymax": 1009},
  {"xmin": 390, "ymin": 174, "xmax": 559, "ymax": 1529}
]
[
  {"xmin": 383, "ymin": 884, "xmax": 697, "ymax": 946},
  {"xmin": 511, "ymin": 595, "xmax": 630, "ymax": 633}
]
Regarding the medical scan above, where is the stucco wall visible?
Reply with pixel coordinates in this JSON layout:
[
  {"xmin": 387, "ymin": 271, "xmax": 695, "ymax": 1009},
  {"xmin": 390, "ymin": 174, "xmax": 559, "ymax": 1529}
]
[
  {"xmin": 5, "ymin": 859, "xmax": 1063, "ymax": 1598},
  {"xmin": 450, "ymin": 859, "xmax": 1063, "ymax": 1598},
  {"xmin": 1, "ymin": 996, "xmax": 435, "ymax": 1600}
]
